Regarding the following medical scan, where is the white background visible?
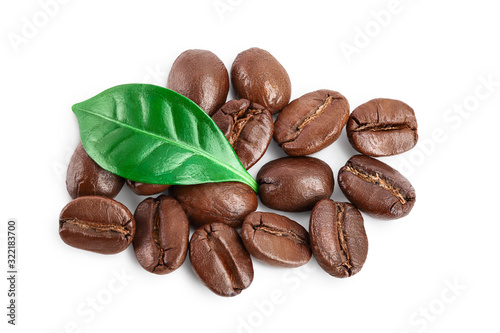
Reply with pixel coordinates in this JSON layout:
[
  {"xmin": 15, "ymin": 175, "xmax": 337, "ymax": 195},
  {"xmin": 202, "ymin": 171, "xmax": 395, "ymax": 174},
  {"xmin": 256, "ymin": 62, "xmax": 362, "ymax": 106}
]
[{"xmin": 1, "ymin": 0, "xmax": 500, "ymax": 332}]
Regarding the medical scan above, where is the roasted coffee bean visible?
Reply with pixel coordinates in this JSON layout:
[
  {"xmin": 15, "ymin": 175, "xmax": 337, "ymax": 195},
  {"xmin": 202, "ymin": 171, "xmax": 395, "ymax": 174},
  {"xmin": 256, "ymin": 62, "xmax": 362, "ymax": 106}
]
[
  {"xmin": 126, "ymin": 180, "xmax": 170, "ymax": 196},
  {"xmin": 274, "ymin": 90, "xmax": 350, "ymax": 156},
  {"xmin": 347, "ymin": 98, "xmax": 418, "ymax": 156},
  {"xmin": 133, "ymin": 195, "xmax": 189, "ymax": 274},
  {"xmin": 190, "ymin": 223, "xmax": 253, "ymax": 297},
  {"xmin": 66, "ymin": 142, "xmax": 124, "ymax": 199},
  {"xmin": 231, "ymin": 47, "xmax": 291, "ymax": 114},
  {"xmin": 338, "ymin": 155, "xmax": 416, "ymax": 219},
  {"xmin": 257, "ymin": 157, "xmax": 334, "ymax": 212},
  {"xmin": 59, "ymin": 196, "xmax": 135, "ymax": 254},
  {"xmin": 167, "ymin": 49, "xmax": 229, "ymax": 116},
  {"xmin": 171, "ymin": 182, "xmax": 258, "ymax": 228},
  {"xmin": 212, "ymin": 99, "xmax": 274, "ymax": 169},
  {"xmin": 310, "ymin": 199, "xmax": 368, "ymax": 278},
  {"xmin": 241, "ymin": 212, "xmax": 311, "ymax": 268}
]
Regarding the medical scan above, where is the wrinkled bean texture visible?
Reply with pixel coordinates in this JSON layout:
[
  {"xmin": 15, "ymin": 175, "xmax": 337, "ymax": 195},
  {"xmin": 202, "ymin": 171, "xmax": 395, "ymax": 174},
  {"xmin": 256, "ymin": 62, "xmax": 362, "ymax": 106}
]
[
  {"xmin": 338, "ymin": 155, "xmax": 416, "ymax": 219},
  {"xmin": 242, "ymin": 212, "xmax": 311, "ymax": 268},
  {"xmin": 257, "ymin": 157, "xmax": 334, "ymax": 212},
  {"xmin": 212, "ymin": 99, "xmax": 273, "ymax": 169},
  {"xmin": 347, "ymin": 98, "xmax": 418, "ymax": 156},
  {"xmin": 167, "ymin": 49, "xmax": 229, "ymax": 116},
  {"xmin": 126, "ymin": 180, "xmax": 170, "ymax": 196},
  {"xmin": 66, "ymin": 143, "xmax": 124, "ymax": 199},
  {"xmin": 310, "ymin": 200, "xmax": 368, "ymax": 278},
  {"xmin": 133, "ymin": 195, "xmax": 189, "ymax": 274},
  {"xmin": 190, "ymin": 223, "xmax": 254, "ymax": 297},
  {"xmin": 274, "ymin": 90, "xmax": 349, "ymax": 156},
  {"xmin": 59, "ymin": 196, "xmax": 135, "ymax": 254},
  {"xmin": 171, "ymin": 182, "xmax": 258, "ymax": 228},
  {"xmin": 231, "ymin": 47, "xmax": 291, "ymax": 114}
]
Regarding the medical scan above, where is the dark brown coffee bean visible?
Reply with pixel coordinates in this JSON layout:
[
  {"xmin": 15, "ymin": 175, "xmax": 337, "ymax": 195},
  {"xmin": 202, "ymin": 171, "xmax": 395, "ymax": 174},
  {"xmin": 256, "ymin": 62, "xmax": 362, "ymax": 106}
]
[
  {"xmin": 274, "ymin": 90, "xmax": 349, "ymax": 156},
  {"xmin": 167, "ymin": 49, "xmax": 229, "ymax": 116},
  {"xmin": 231, "ymin": 47, "xmax": 291, "ymax": 114},
  {"xmin": 126, "ymin": 180, "xmax": 170, "ymax": 196},
  {"xmin": 190, "ymin": 223, "xmax": 253, "ymax": 297},
  {"xmin": 338, "ymin": 155, "xmax": 416, "ymax": 219},
  {"xmin": 212, "ymin": 99, "xmax": 274, "ymax": 169},
  {"xmin": 241, "ymin": 212, "xmax": 311, "ymax": 268},
  {"xmin": 347, "ymin": 98, "xmax": 418, "ymax": 156},
  {"xmin": 59, "ymin": 196, "xmax": 135, "ymax": 254},
  {"xmin": 310, "ymin": 199, "xmax": 368, "ymax": 278},
  {"xmin": 171, "ymin": 182, "xmax": 258, "ymax": 228},
  {"xmin": 66, "ymin": 142, "xmax": 124, "ymax": 199},
  {"xmin": 257, "ymin": 157, "xmax": 334, "ymax": 212},
  {"xmin": 133, "ymin": 195, "xmax": 189, "ymax": 274}
]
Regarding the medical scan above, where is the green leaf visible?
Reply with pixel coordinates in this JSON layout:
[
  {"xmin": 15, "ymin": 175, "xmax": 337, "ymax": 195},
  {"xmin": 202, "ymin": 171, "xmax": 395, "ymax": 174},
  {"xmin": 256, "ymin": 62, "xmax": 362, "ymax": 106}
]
[{"xmin": 72, "ymin": 84, "xmax": 258, "ymax": 192}]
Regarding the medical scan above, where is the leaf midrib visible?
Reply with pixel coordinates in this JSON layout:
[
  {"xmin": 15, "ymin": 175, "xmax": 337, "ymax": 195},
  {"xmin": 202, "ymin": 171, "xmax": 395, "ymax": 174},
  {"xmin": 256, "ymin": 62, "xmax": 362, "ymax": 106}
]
[{"xmin": 74, "ymin": 105, "xmax": 252, "ymax": 184}]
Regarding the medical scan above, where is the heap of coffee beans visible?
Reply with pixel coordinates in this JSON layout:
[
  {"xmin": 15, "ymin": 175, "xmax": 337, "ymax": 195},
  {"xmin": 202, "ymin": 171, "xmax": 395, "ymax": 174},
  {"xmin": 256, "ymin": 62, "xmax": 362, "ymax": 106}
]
[{"xmin": 59, "ymin": 47, "xmax": 417, "ymax": 297}]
